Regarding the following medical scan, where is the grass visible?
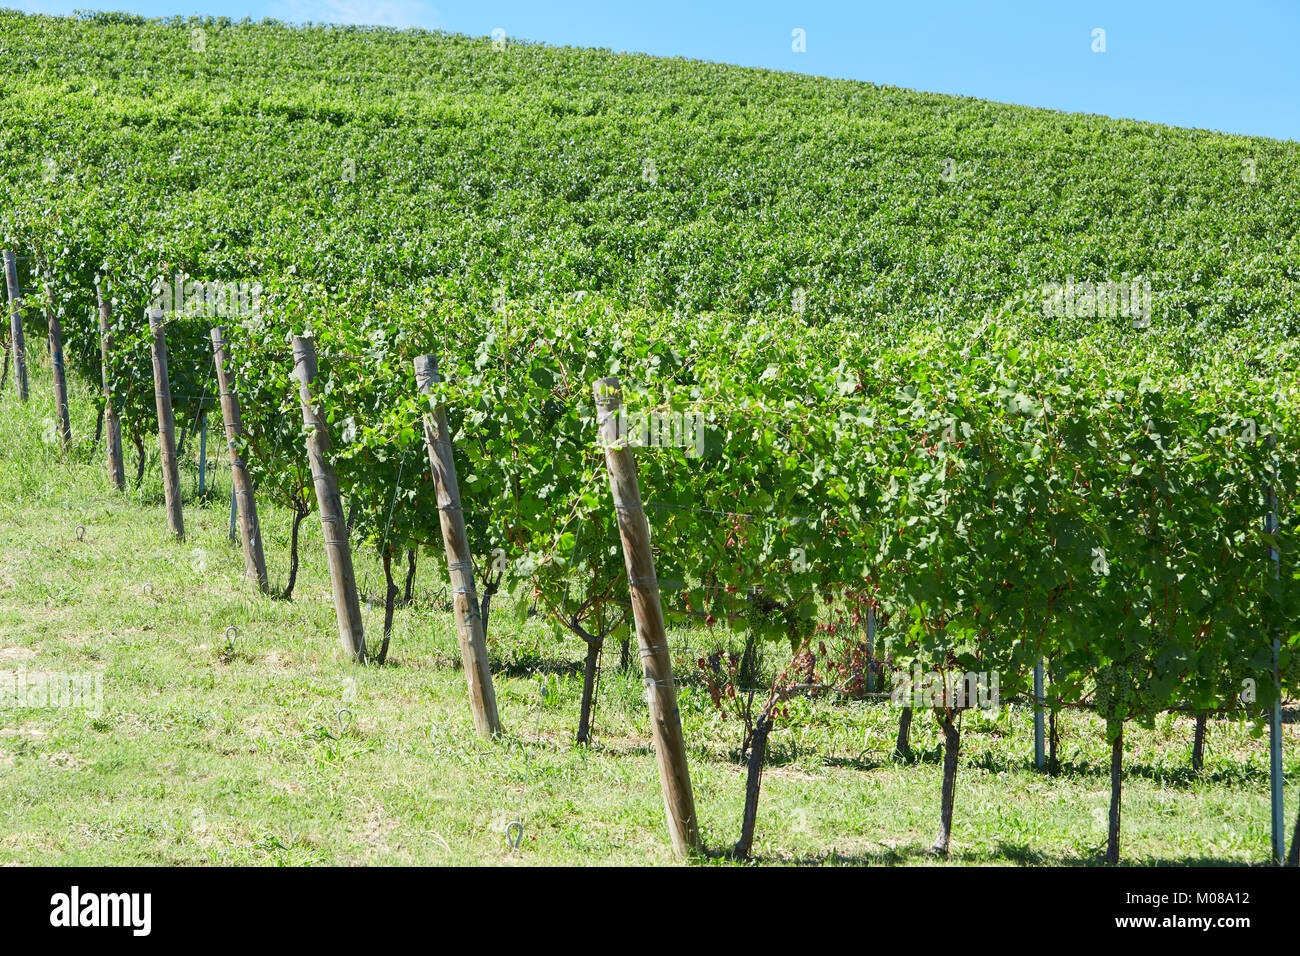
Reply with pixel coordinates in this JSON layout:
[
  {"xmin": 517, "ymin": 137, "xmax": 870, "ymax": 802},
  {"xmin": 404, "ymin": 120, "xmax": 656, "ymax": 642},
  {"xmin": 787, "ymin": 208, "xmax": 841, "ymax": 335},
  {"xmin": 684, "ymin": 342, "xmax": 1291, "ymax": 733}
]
[{"xmin": 1, "ymin": 355, "xmax": 1296, "ymax": 866}]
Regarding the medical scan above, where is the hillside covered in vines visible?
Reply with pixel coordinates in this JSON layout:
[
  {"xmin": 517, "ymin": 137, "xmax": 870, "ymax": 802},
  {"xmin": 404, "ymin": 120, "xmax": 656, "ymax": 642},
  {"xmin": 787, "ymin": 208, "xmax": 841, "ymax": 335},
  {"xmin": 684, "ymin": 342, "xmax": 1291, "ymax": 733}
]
[{"xmin": 2, "ymin": 11, "xmax": 1298, "ymax": 843}]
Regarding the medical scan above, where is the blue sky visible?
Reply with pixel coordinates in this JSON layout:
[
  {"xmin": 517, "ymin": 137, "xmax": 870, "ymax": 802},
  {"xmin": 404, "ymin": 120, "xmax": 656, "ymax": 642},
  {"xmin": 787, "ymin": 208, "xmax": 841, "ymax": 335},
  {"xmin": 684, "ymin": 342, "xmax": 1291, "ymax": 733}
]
[{"xmin": 11, "ymin": 0, "xmax": 1299, "ymax": 142}]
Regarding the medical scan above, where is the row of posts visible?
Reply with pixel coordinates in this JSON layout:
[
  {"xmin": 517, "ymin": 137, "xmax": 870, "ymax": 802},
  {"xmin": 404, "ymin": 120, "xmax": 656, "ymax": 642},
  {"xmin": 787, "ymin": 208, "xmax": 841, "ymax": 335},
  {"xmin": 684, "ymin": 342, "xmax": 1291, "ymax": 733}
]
[
  {"xmin": 24, "ymin": 253, "xmax": 1286, "ymax": 862},
  {"xmin": 2, "ymin": 252, "xmax": 700, "ymax": 857}
]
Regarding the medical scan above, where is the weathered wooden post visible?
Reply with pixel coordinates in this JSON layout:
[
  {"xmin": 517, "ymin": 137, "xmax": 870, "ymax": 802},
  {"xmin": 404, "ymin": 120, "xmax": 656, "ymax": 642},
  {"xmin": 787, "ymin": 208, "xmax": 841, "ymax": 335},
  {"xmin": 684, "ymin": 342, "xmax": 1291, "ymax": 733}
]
[
  {"xmin": 95, "ymin": 280, "xmax": 126, "ymax": 491},
  {"xmin": 210, "ymin": 327, "xmax": 268, "ymax": 592},
  {"xmin": 291, "ymin": 336, "xmax": 366, "ymax": 662},
  {"xmin": 1033, "ymin": 659, "xmax": 1045, "ymax": 771},
  {"xmin": 44, "ymin": 279, "xmax": 72, "ymax": 450},
  {"xmin": 594, "ymin": 376, "xmax": 701, "ymax": 857},
  {"xmin": 147, "ymin": 308, "xmax": 184, "ymax": 539},
  {"xmin": 414, "ymin": 355, "xmax": 502, "ymax": 738},
  {"xmin": 3, "ymin": 251, "xmax": 29, "ymax": 401}
]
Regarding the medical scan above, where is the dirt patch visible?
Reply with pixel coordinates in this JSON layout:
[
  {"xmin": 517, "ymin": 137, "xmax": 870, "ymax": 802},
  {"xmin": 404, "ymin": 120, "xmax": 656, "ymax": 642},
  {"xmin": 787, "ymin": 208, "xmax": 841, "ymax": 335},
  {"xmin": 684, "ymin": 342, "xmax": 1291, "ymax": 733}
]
[
  {"xmin": 44, "ymin": 752, "xmax": 90, "ymax": 770},
  {"xmin": 0, "ymin": 647, "xmax": 36, "ymax": 662},
  {"xmin": 588, "ymin": 733, "xmax": 653, "ymax": 756},
  {"xmin": 262, "ymin": 651, "xmax": 296, "ymax": 668},
  {"xmin": 0, "ymin": 725, "xmax": 46, "ymax": 739},
  {"xmin": 358, "ymin": 801, "xmax": 404, "ymax": 862}
]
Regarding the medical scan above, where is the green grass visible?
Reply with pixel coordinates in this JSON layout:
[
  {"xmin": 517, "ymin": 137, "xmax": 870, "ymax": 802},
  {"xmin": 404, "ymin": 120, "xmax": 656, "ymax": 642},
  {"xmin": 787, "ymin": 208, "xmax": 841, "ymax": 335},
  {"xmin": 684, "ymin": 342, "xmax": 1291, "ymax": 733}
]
[{"xmin": 1, "ymin": 357, "xmax": 1295, "ymax": 866}]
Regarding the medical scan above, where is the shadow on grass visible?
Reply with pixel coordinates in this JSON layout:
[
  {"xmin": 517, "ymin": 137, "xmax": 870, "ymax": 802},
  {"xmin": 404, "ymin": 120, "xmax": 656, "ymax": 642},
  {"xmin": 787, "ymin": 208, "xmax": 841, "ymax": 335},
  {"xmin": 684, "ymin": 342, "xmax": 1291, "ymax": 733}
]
[
  {"xmin": 492, "ymin": 652, "xmax": 584, "ymax": 679},
  {"xmin": 481, "ymin": 658, "xmax": 1284, "ymax": 791},
  {"xmin": 687, "ymin": 736, "xmax": 1275, "ymax": 793},
  {"xmin": 963, "ymin": 749, "xmax": 1274, "ymax": 788},
  {"xmin": 739, "ymin": 841, "xmax": 1259, "ymax": 867},
  {"xmin": 820, "ymin": 750, "xmax": 893, "ymax": 772}
]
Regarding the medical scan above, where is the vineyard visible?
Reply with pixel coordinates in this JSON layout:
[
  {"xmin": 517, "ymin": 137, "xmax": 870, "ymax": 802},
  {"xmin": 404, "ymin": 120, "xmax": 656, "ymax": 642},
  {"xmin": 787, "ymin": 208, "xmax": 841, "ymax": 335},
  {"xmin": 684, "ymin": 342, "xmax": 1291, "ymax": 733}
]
[{"xmin": 1, "ymin": 11, "xmax": 1299, "ymax": 865}]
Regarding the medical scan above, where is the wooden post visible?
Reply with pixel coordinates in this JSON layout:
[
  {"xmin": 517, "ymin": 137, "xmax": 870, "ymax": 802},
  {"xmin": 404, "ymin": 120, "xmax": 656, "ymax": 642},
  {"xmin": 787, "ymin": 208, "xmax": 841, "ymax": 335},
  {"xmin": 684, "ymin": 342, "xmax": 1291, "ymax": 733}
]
[
  {"xmin": 148, "ymin": 308, "xmax": 184, "ymax": 539},
  {"xmin": 3, "ymin": 251, "xmax": 29, "ymax": 401},
  {"xmin": 44, "ymin": 279, "xmax": 72, "ymax": 450},
  {"xmin": 414, "ymin": 355, "xmax": 502, "ymax": 737},
  {"xmin": 1033, "ymin": 659, "xmax": 1045, "ymax": 771},
  {"xmin": 291, "ymin": 336, "xmax": 366, "ymax": 662},
  {"xmin": 95, "ymin": 280, "xmax": 126, "ymax": 491},
  {"xmin": 594, "ymin": 376, "xmax": 700, "ymax": 857},
  {"xmin": 210, "ymin": 327, "xmax": 268, "ymax": 592}
]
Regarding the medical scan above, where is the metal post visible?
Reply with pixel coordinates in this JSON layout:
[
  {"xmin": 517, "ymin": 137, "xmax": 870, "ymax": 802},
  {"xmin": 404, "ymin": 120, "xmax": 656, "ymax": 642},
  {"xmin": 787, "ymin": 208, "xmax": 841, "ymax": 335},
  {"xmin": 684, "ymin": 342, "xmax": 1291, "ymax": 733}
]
[
  {"xmin": 198, "ymin": 410, "xmax": 207, "ymax": 495},
  {"xmin": 228, "ymin": 485, "xmax": 238, "ymax": 543},
  {"xmin": 1266, "ymin": 433, "xmax": 1284, "ymax": 863}
]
